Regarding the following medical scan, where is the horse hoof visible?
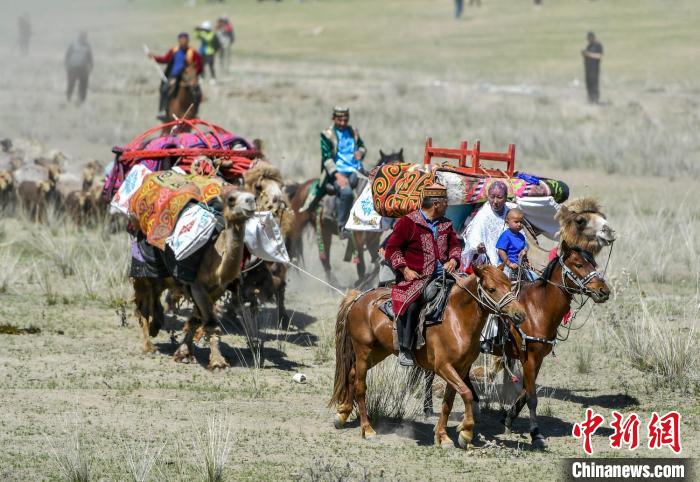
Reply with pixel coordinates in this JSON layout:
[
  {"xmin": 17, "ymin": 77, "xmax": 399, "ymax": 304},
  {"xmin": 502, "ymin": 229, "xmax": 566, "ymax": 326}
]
[
  {"xmin": 458, "ymin": 430, "xmax": 474, "ymax": 450},
  {"xmin": 532, "ymin": 437, "xmax": 548, "ymax": 451},
  {"xmin": 504, "ymin": 427, "xmax": 512, "ymax": 435},
  {"xmin": 435, "ymin": 434, "xmax": 454, "ymax": 449},
  {"xmin": 334, "ymin": 413, "xmax": 348, "ymax": 429},
  {"xmin": 362, "ymin": 427, "xmax": 377, "ymax": 440}
]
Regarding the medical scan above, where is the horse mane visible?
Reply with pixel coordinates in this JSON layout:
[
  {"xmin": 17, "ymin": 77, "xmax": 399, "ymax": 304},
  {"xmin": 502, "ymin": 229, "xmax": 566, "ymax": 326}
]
[
  {"xmin": 243, "ymin": 161, "xmax": 284, "ymax": 187},
  {"xmin": 555, "ymin": 197, "xmax": 605, "ymax": 254}
]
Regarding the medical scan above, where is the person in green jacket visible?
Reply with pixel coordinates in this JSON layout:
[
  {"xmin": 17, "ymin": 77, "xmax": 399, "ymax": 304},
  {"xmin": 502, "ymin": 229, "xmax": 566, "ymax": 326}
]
[
  {"xmin": 320, "ymin": 106, "xmax": 367, "ymax": 237},
  {"xmin": 195, "ymin": 21, "xmax": 217, "ymax": 81}
]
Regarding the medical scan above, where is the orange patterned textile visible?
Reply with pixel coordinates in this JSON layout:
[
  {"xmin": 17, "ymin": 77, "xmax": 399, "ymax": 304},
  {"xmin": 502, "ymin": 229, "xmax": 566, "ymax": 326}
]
[
  {"xmin": 371, "ymin": 162, "xmax": 434, "ymax": 218},
  {"xmin": 129, "ymin": 170, "xmax": 228, "ymax": 250}
]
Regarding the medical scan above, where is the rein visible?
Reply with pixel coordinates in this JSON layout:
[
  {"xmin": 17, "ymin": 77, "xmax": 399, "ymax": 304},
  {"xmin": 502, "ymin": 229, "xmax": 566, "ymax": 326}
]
[{"xmin": 452, "ymin": 273, "xmax": 517, "ymax": 318}]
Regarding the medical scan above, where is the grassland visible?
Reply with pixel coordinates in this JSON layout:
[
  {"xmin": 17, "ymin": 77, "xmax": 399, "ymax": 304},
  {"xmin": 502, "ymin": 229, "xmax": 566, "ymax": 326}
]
[{"xmin": 0, "ymin": 0, "xmax": 698, "ymax": 480}]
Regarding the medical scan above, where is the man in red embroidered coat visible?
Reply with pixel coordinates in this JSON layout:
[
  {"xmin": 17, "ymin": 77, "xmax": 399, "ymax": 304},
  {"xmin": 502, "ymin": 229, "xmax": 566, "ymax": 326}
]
[{"xmin": 384, "ymin": 183, "xmax": 462, "ymax": 366}]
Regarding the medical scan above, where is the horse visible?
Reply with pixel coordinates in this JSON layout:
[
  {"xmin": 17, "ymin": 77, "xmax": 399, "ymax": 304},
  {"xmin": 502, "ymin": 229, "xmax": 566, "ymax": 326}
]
[
  {"xmin": 286, "ymin": 149, "xmax": 404, "ymax": 288},
  {"xmin": 330, "ymin": 264, "xmax": 527, "ymax": 448},
  {"xmin": 165, "ymin": 63, "xmax": 201, "ymax": 123},
  {"xmin": 494, "ymin": 243, "xmax": 610, "ymax": 449}
]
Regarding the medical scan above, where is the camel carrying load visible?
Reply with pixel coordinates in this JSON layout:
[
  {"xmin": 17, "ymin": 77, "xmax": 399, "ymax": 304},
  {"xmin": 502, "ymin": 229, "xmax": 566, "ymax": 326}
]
[{"xmin": 103, "ymin": 118, "xmax": 293, "ymax": 368}]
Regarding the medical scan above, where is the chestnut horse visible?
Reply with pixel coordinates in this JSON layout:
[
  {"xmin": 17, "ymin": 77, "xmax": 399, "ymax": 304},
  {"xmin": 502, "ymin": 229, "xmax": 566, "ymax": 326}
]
[
  {"xmin": 166, "ymin": 63, "xmax": 200, "ymax": 122},
  {"xmin": 494, "ymin": 243, "xmax": 611, "ymax": 449},
  {"xmin": 330, "ymin": 265, "xmax": 527, "ymax": 448},
  {"xmin": 286, "ymin": 150, "xmax": 403, "ymax": 287}
]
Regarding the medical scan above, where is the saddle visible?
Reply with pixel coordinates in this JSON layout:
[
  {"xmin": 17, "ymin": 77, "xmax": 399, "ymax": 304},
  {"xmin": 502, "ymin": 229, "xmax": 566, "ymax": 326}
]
[{"xmin": 379, "ymin": 274, "xmax": 456, "ymax": 351}]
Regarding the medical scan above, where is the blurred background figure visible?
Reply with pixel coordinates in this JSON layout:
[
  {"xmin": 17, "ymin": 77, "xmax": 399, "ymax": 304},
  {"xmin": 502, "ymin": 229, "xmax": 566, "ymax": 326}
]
[
  {"xmin": 196, "ymin": 20, "xmax": 218, "ymax": 82},
  {"xmin": 216, "ymin": 16, "xmax": 235, "ymax": 71},
  {"xmin": 64, "ymin": 32, "xmax": 93, "ymax": 104},
  {"xmin": 18, "ymin": 14, "xmax": 32, "ymax": 55},
  {"xmin": 582, "ymin": 31, "xmax": 604, "ymax": 104},
  {"xmin": 455, "ymin": 0, "xmax": 463, "ymax": 18}
]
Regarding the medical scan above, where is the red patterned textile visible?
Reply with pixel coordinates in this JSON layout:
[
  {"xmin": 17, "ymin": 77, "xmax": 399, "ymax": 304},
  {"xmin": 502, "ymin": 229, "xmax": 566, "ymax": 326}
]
[
  {"xmin": 371, "ymin": 163, "xmax": 434, "ymax": 217},
  {"xmin": 129, "ymin": 170, "xmax": 228, "ymax": 250},
  {"xmin": 384, "ymin": 210, "xmax": 462, "ymax": 315}
]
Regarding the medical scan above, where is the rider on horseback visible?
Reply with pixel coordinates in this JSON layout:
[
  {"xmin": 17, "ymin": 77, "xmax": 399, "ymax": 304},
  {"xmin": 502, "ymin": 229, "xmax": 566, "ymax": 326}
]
[
  {"xmin": 149, "ymin": 32, "xmax": 203, "ymax": 121},
  {"xmin": 318, "ymin": 106, "xmax": 367, "ymax": 238},
  {"xmin": 384, "ymin": 183, "xmax": 461, "ymax": 366}
]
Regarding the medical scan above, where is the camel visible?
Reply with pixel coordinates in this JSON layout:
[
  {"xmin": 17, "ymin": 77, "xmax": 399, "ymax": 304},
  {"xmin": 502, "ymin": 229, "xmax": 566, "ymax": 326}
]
[
  {"xmin": 238, "ymin": 161, "xmax": 295, "ymax": 325},
  {"xmin": 134, "ymin": 187, "xmax": 256, "ymax": 369}
]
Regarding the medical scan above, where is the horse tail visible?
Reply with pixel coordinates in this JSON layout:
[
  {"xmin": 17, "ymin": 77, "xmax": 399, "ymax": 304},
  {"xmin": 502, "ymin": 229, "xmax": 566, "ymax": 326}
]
[{"xmin": 329, "ymin": 289, "xmax": 360, "ymax": 408}]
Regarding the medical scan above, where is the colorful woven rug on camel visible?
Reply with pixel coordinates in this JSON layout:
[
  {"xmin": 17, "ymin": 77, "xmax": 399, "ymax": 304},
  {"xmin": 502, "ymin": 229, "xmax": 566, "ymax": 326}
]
[{"xmin": 129, "ymin": 170, "xmax": 228, "ymax": 250}]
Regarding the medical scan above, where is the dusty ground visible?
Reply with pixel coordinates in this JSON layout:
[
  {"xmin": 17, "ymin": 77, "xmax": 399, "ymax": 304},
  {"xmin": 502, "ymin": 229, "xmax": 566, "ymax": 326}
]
[{"xmin": 0, "ymin": 0, "xmax": 698, "ymax": 480}]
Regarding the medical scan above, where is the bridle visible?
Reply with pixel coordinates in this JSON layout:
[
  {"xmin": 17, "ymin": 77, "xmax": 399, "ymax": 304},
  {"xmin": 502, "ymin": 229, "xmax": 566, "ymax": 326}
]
[
  {"xmin": 453, "ymin": 273, "xmax": 518, "ymax": 319},
  {"xmin": 551, "ymin": 253, "xmax": 606, "ymax": 298}
]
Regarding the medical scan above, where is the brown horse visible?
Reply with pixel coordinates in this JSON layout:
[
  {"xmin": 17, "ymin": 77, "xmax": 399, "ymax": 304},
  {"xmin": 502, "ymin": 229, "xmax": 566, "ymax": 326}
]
[
  {"xmin": 491, "ymin": 243, "xmax": 610, "ymax": 449},
  {"xmin": 330, "ymin": 265, "xmax": 527, "ymax": 448},
  {"xmin": 286, "ymin": 150, "xmax": 403, "ymax": 287},
  {"xmin": 166, "ymin": 63, "xmax": 200, "ymax": 122}
]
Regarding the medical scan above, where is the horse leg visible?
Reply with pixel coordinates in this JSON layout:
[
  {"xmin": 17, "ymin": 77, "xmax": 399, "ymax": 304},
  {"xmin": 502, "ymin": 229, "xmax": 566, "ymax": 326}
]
[
  {"xmin": 437, "ymin": 363, "xmax": 475, "ymax": 449},
  {"xmin": 353, "ymin": 346, "xmax": 376, "ymax": 439},
  {"xmin": 434, "ymin": 383, "xmax": 456, "ymax": 448},
  {"xmin": 423, "ymin": 370, "xmax": 435, "ymax": 416},
  {"xmin": 525, "ymin": 356, "xmax": 546, "ymax": 449},
  {"xmin": 334, "ymin": 366, "xmax": 356, "ymax": 429},
  {"xmin": 351, "ymin": 233, "xmax": 366, "ymax": 284},
  {"xmin": 319, "ymin": 218, "xmax": 333, "ymax": 282}
]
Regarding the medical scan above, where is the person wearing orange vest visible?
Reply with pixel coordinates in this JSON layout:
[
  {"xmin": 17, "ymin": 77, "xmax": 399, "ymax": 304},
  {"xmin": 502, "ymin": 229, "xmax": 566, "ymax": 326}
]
[{"xmin": 149, "ymin": 33, "xmax": 203, "ymax": 120}]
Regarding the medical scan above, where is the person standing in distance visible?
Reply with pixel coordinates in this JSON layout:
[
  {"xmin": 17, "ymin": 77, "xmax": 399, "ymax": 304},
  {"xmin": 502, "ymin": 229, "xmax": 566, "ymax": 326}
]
[{"xmin": 582, "ymin": 31, "xmax": 603, "ymax": 104}]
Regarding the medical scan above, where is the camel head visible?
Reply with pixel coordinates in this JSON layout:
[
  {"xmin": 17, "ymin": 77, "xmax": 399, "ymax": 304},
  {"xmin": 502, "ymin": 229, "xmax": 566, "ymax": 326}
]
[
  {"xmin": 221, "ymin": 189, "xmax": 256, "ymax": 225},
  {"xmin": 244, "ymin": 161, "xmax": 286, "ymax": 210},
  {"xmin": 555, "ymin": 197, "xmax": 616, "ymax": 255}
]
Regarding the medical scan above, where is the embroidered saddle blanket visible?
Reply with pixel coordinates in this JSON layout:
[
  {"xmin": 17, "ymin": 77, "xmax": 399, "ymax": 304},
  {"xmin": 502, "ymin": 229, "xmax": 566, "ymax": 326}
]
[{"xmin": 129, "ymin": 170, "xmax": 229, "ymax": 250}]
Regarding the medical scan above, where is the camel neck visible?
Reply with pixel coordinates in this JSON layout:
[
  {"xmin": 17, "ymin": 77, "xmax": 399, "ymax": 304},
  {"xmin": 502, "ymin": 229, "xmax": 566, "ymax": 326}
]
[{"xmin": 217, "ymin": 221, "xmax": 245, "ymax": 286}]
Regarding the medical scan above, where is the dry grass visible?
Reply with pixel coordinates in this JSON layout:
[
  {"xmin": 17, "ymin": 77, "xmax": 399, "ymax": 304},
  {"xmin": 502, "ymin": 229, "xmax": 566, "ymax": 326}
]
[
  {"xmin": 192, "ymin": 414, "xmax": 235, "ymax": 482},
  {"xmin": 120, "ymin": 437, "xmax": 166, "ymax": 482},
  {"xmin": 364, "ymin": 359, "xmax": 424, "ymax": 422},
  {"xmin": 47, "ymin": 415, "xmax": 92, "ymax": 482}
]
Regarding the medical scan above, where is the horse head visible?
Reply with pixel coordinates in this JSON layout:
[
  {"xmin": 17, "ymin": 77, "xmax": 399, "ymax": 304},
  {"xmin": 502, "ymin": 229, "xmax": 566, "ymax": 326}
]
[
  {"xmin": 559, "ymin": 241, "xmax": 610, "ymax": 303},
  {"xmin": 376, "ymin": 148, "xmax": 404, "ymax": 168},
  {"xmin": 180, "ymin": 62, "xmax": 199, "ymax": 88},
  {"xmin": 555, "ymin": 197, "xmax": 616, "ymax": 255},
  {"xmin": 472, "ymin": 264, "xmax": 526, "ymax": 324}
]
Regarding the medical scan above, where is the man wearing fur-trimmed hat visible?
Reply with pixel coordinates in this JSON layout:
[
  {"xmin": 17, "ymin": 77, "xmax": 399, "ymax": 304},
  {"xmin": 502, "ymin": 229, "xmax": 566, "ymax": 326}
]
[
  {"xmin": 384, "ymin": 183, "xmax": 462, "ymax": 366},
  {"xmin": 319, "ymin": 106, "xmax": 367, "ymax": 237}
]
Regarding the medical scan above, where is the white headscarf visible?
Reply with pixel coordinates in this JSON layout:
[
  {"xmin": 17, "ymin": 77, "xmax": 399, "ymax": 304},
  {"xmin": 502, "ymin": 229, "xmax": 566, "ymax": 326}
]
[{"xmin": 460, "ymin": 202, "xmax": 509, "ymax": 268}]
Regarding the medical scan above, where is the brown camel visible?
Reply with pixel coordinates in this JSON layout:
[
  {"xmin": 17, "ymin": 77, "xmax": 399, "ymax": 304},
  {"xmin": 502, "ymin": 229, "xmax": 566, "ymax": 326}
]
[
  {"xmin": 134, "ymin": 188, "xmax": 256, "ymax": 369},
  {"xmin": 239, "ymin": 161, "xmax": 295, "ymax": 325}
]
